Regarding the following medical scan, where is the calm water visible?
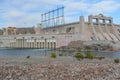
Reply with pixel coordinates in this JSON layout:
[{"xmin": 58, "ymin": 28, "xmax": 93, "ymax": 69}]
[{"xmin": 0, "ymin": 48, "xmax": 120, "ymax": 58}]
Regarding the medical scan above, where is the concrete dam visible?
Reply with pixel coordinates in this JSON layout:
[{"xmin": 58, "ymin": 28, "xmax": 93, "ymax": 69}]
[{"xmin": 0, "ymin": 14, "xmax": 120, "ymax": 48}]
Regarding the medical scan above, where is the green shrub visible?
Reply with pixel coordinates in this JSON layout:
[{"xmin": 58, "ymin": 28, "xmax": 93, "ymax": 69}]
[
  {"xmin": 98, "ymin": 56, "xmax": 104, "ymax": 60},
  {"xmin": 26, "ymin": 56, "xmax": 30, "ymax": 59},
  {"xmin": 74, "ymin": 52, "xmax": 84, "ymax": 60},
  {"xmin": 59, "ymin": 53, "xmax": 63, "ymax": 56},
  {"xmin": 85, "ymin": 51, "xmax": 95, "ymax": 59},
  {"xmin": 51, "ymin": 52, "xmax": 57, "ymax": 58},
  {"xmin": 97, "ymin": 57, "xmax": 104, "ymax": 60},
  {"xmin": 114, "ymin": 59, "xmax": 119, "ymax": 63}
]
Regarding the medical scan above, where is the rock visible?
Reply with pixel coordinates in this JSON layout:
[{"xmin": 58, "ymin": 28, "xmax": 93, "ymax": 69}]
[{"xmin": 0, "ymin": 63, "xmax": 120, "ymax": 80}]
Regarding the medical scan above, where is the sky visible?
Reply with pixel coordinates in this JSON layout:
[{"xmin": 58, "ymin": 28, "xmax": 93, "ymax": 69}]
[{"xmin": 0, "ymin": 0, "xmax": 120, "ymax": 28}]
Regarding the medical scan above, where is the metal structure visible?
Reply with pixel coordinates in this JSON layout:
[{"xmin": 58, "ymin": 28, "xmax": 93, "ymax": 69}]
[{"xmin": 41, "ymin": 6, "xmax": 65, "ymax": 28}]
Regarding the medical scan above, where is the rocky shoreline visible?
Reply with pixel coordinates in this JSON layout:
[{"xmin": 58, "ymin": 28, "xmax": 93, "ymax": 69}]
[
  {"xmin": 0, "ymin": 56, "xmax": 120, "ymax": 80},
  {"xmin": 0, "ymin": 63, "xmax": 120, "ymax": 80},
  {"xmin": 58, "ymin": 40, "xmax": 120, "ymax": 52}
]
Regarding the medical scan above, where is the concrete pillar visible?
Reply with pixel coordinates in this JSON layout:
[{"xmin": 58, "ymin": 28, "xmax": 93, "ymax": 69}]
[
  {"xmin": 110, "ymin": 19, "xmax": 113, "ymax": 24},
  {"xmin": 80, "ymin": 16, "xmax": 90, "ymax": 41},
  {"xmin": 30, "ymin": 40, "xmax": 32, "ymax": 48},
  {"xmin": 45, "ymin": 39, "xmax": 47, "ymax": 48},
  {"xmin": 26, "ymin": 40, "xmax": 28, "ymax": 48},
  {"xmin": 27, "ymin": 40, "xmax": 30, "ymax": 48},
  {"xmin": 96, "ymin": 19, "xmax": 99, "ymax": 23},
  {"xmin": 80, "ymin": 16, "xmax": 85, "ymax": 34},
  {"xmin": 18, "ymin": 39, "xmax": 20, "ymax": 48},
  {"xmin": 103, "ymin": 19, "xmax": 105, "ymax": 24},
  {"xmin": 16, "ymin": 39, "xmax": 18, "ymax": 48},
  {"xmin": 104, "ymin": 20, "xmax": 111, "ymax": 37},
  {"xmin": 98, "ymin": 20, "xmax": 106, "ymax": 40},
  {"xmin": 88, "ymin": 15, "xmax": 98, "ymax": 40},
  {"xmin": 32, "ymin": 42, "xmax": 34, "ymax": 48},
  {"xmin": 23, "ymin": 39, "xmax": 24, "ymax": 48},
  {"xmin": 48, "ymin": 42, "xmax": 50, "ymax": 48},
  {"xmin": 20, "ymin": 39, "xmax": 22, "ymax": 48},
  {"xmin": 24, "ymin": 39, "xmax": 27, "ymax": 48},
  {"xmin": 39, "ymin": 42, "xmax": 41, "ymax": 48},
  {"xmin": 39, "ymin": 40, "xmax": 41, "ymax": 48},
  {"xmin": 35, "ymin": 24, "xmax": 43, "ymax": 34},
  {"xmin": 111, "ymin": 22, "xmax": 116, "ymax": 34},
  {"xmin": 21, "ymin": 39, "xmax": 23, "ymax": 48},
  {"xmin": 88, "ymin": 15, "xmax": 93, "ymax": 23},
  {"xmin": 50, "ymin": 42, "xmax": 52, "ymax": 48},
  {"xmin": 34, "ymin": 39, "xmax": 36, "ymax": 48},
  {"xmin": 10, "ymin": 40, "xmax": 11, "ymax": 47},
  {"xmin": 111, "ymin": 24, "xmax": 120, "ymax": 40}
]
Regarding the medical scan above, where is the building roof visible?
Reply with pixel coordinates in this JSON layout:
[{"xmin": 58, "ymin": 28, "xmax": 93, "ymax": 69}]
[{"xmin": 16, "ymin": 27, "xmax": 35, "ymax": 34}]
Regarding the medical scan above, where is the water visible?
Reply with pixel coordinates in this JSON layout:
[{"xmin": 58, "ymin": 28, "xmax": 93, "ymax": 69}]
[
  {"xmin": 0, "ymin": 48, "xmax": 120, "ymax": 58},
  {"xmin": 0, "ymin": 48, "xmax": 52, "ymax": 57},
  {"xmin": 89, "ymin": 51, "xmax": 120, "ymax": 58}
]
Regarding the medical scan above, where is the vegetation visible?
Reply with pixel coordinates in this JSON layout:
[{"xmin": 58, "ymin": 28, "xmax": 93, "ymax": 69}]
[
  {"xmin": 74, "ymin": 52, "xmax": 84, "ymax": 60},
  {"xmin": 23, "ymin": 62, "xmax": 31, "ymax": 66},
  {"xmin": 59, "ymin": 53, "xmax": 63, "ymax": 56},
  {"xmin": 114, "ymin": 59, "xmax": 119, "ymax": 63},
  {"xmin": 51, "ymin": 52, "xmax": 57, "ymax": 58},
  {"xmin": 26, "ymin": 56, "xmax": 30, "ymax": 59},
  {"xmin": 98, "ymin": 56, "xmax": 105, "ymax": 60},
  {"xmin": 85, "ymin": 51, "xmax": 95, "ymax": 59}
]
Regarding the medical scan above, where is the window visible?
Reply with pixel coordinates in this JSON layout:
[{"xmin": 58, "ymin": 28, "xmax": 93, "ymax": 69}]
[
  {"xmin": 53, "ymin": 29, "xmax": 56, "ymax": 32},
  {"xmin": 66, "ymin": 27, "xmax": 72, "ymax": 33},
  {"xmin": 52, "ymin": 36, "xmax": 55, "ymax": 38},
  {"xmin": 41, "ymin": 36, "xmax": 44, "ymax": 39}
]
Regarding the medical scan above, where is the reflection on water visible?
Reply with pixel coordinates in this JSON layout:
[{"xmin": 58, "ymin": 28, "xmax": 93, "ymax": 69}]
[
  {"xmin": 0, "ymin": 48, "xmax": 120, "ymax": 58},
  {"xmin": 0, "ymin": 48, "xmax": 51, "ymax": 57}
]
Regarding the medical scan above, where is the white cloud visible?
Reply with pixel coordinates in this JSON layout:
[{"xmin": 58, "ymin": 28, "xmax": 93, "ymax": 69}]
[
  {"xmin": 0, "ymin": 0, "xmax": 120, "ymax": 28},
  {"xmin": 4, "ymin": 10, "xmax": 24, "ymax": 18},
  {"xmin": 87, "ymin": 1, "xmax": 120, "ymax": 14}
]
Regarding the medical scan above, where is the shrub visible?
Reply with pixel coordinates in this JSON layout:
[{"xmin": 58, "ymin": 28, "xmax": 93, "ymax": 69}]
[
  {"xmin": 114, "ymin": 59, "xmax": 119, "ymax": 63},
  {"xmin": 51, "ymin": 52, "xmax": 57, "ymax": 58},
  {"xmin": 26, "ymin": 56, "xmax": 30, "ymax": 59},
  {"xmin": 74, "ymin": 52, "xmax": 84, "ymax": 60},
  {"xmin": 59, "ymin": 53, "xmax": 63, "ymax": 56},
  {"xmin": 98, "ymin": 56, "xmax": 104, "ymax": 60},
  {"xmin": 85, "ymin": 51, "xmax": 95, "ymax": 59}
]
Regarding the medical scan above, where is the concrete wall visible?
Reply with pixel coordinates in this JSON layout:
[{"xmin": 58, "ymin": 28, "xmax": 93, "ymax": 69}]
[{"xmin": 0, "ymin": 33, "xmax": 82, "ymax": 48}]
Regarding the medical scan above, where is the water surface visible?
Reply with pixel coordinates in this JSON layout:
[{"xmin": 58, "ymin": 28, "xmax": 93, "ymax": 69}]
[{"xmin": 0, "ymin": 48, "xmax": 120, "ymax": 58}]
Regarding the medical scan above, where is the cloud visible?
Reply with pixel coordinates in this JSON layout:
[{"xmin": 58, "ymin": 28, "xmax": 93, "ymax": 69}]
[
  {"xmin": 0, "ymin": 0, "xmax": 120, "ymax": 28},
  {"xmin": 87, "ymin": 0, "xmax": 120, "ymax": 14},
  {"xmin": 64, "ymin": 0, "xmax": 120, "ymax": 23}
]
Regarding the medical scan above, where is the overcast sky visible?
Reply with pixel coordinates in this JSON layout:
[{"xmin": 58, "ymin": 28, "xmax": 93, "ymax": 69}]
[{"xmin": 0, "ymin": 0, "xmax": 120, "ymax": 28}]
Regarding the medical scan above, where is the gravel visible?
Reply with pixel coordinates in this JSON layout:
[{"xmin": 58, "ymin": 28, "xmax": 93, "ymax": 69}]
[
  {"xmin": 0, "ymin": 56, "xmax": 120, "ymax": 80},
  {"xmin": 0, "ymin": 63, "xmax": 120, "ymax": 80}
]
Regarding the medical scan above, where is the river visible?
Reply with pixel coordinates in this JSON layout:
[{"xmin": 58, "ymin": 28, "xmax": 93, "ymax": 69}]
[{"xmin": 0, "ymin": 48, "xmax": 120, "ymax": 58}]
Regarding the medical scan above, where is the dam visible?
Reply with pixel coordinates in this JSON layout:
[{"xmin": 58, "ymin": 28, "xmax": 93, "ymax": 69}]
[{"xmin": 0, "ymin": 14, "xmax": 120, "ymax": 48}]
